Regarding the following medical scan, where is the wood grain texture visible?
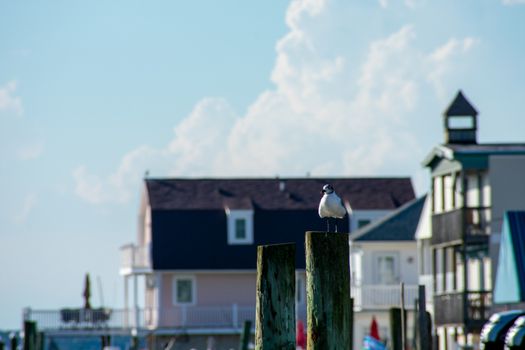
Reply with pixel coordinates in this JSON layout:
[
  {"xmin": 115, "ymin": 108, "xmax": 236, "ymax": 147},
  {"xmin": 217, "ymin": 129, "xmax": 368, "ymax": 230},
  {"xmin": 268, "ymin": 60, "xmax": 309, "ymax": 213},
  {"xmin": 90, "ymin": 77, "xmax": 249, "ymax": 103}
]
[
  {"xmin": 255, "ymin": 243, "xmax": 296, "ymax": 350},
  {"xmin": 306, "ymin": 231, "xmax": 351, "ymax": 350}
]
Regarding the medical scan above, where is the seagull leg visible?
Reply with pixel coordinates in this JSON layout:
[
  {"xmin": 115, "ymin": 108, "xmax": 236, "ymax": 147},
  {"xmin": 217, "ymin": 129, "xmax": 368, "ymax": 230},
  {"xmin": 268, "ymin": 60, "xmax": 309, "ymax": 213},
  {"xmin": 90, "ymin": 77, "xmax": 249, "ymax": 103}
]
[
  {"xmin": 326, "ymin": 218, "xmax": 330, "ymax": 233},
  {"xmin": 335, "ymin": 219, "xmax": 338, "ymax": 233}
]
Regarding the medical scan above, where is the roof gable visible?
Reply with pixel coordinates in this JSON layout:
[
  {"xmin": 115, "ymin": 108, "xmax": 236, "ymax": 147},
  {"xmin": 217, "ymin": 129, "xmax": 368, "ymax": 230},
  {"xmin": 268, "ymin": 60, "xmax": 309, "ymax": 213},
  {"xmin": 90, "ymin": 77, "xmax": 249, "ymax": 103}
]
[
  {"xmin": 444, "ymin": 90, "xmax": 478, "ymax": 116},
  {"xmin": 349, "ymin": 195, "xmax": 426, "ymax": 242}
]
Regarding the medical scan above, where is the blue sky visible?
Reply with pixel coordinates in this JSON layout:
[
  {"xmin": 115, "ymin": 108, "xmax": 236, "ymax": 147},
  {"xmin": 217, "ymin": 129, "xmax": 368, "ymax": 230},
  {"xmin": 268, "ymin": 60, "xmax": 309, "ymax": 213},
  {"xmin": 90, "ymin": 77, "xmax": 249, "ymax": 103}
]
[{"xmin": 1, "ymin": 0, "xmax": 524, "ymax": 329}]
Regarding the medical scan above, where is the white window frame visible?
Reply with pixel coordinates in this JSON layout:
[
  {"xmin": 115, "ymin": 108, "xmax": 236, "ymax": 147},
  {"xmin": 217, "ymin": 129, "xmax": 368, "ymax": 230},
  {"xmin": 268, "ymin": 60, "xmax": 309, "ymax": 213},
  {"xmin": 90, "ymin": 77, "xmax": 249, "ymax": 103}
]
[
  {"xmin": 172, "ymin": 275, "xmax": 196, "ymax": 306},
  {"xmin": 225, "ymin": 209, "xmax": 254, "ymax": 245}
]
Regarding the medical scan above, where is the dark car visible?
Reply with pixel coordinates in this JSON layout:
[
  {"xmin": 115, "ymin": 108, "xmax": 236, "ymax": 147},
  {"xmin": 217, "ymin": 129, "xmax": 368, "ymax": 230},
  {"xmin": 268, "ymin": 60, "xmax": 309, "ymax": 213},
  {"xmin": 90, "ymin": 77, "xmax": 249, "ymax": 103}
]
[
  {"xmin": 504, "ymin": 315, "xmax": 525, "ymax": 350},
  {"xmin": 480, "ymin": 310, "xmax": 525, "ymax": 350}
]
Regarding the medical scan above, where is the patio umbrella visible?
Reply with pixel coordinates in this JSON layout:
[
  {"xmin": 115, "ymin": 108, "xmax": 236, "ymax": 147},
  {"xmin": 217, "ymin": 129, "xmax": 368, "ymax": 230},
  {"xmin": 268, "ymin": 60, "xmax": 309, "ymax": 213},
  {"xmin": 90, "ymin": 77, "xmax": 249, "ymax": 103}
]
[
  {"xmin": 370, "ymin": 316, "xmax": 380, "ymax": 340},
  {"xmin": 83, "ymin": 273, "xmax": 92, "ymax": 309}
]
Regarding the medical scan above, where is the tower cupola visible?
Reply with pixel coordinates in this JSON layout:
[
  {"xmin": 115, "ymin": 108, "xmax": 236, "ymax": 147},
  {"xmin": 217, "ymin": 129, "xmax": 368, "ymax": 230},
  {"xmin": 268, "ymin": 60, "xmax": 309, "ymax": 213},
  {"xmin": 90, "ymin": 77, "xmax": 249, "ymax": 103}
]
[{"xmin": 443, "ymin": 90, "xmax": 478, "ymax": 144}]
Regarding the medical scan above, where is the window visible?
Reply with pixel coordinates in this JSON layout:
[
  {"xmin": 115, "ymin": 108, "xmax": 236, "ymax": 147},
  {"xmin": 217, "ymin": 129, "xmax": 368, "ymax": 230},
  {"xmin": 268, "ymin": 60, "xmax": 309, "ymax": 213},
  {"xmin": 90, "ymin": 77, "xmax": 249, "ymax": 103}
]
[
  {"xmin": 358, "ymin": 219, "xmax": 371, "ymax": 228},
  {"xmin": 374, "ymin": 252, "xmax": 399, "ymax": 285},
  {"xmin": 235, "ymin": 218, "xmax": 247, "ymax": 239},
  {"xmin": 172, "ymin": 276, "xmax": 196, "ymax": 305},
  {"xmin": 226, "ymin": 209, "xmax": 254, "ymax": 245}
]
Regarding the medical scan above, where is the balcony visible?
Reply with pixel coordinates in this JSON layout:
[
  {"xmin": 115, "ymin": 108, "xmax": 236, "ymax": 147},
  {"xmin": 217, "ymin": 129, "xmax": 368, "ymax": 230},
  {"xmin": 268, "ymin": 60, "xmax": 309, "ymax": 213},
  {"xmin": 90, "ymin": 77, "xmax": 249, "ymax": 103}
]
[
  {"xmin": 120, "ymin": 244, "xmax": 151, "ymax": 275},
  {"xmin": 24, "ymin": 304, "xmax": 308, "ymax": 332},
  {"xmin": 433, "ymin": 291, "xmax": 492, "ymax": 332},
  {"xmin": 351, "ymin": 284, "xmax": 419, "ymax": 311},
  {"xmin": 431, "ymin": 207, "xmax": 491, "ymax": 245}
]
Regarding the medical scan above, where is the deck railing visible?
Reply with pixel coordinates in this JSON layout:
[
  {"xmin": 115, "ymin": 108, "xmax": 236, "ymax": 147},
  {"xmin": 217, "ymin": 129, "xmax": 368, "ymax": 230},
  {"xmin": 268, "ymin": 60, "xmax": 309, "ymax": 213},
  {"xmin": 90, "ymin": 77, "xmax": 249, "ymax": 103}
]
[
  {"xmin": 24, "ymin": 304, "xmax": 308, "ymax": 331},
  {"xmin": 433, "ymin": 291, "xmax": 492, "ymax": 331},
  {"xmin": 120, "ymin": 244, "xmax": 150, "ymax": 271},
  {"xmin": 431, "ymin": 207, "xmax": 491, "ymax": 245},
  {"xmin": 351, "ymin": 284, "xmax": 419, "ymax": 310}
]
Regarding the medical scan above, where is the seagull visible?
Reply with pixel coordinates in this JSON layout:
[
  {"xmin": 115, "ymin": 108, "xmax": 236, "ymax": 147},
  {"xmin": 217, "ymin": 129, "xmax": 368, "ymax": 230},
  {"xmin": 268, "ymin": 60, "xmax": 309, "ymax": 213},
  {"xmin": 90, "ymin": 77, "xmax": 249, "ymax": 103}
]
[{"xmin": 318, "ymin": 184, "xmax": 347, "ymax": 232}]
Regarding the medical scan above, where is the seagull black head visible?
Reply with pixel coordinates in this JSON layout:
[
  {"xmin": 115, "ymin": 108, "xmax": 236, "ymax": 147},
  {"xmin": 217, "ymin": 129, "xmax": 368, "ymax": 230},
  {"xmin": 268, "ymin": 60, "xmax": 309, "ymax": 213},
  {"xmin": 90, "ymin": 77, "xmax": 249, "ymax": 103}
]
[{"xmin": 321, "ymin": 184, "xmax": 334, "ymax": 194}]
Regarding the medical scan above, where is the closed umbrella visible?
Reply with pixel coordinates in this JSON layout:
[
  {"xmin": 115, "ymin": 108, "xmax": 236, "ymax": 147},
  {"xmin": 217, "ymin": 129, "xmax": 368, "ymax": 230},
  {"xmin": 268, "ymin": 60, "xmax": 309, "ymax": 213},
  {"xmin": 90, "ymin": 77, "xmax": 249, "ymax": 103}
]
[
  {"xmin": 296, "ymin": 320, "xmax": 306, "ymax": 348},
  {"xmin": 370, "ymin": 316, "xmax": 380, "ymax": 340},
  {"xmin": 83, "ymin": 273, "xmax": 91, "ymax": 309}
]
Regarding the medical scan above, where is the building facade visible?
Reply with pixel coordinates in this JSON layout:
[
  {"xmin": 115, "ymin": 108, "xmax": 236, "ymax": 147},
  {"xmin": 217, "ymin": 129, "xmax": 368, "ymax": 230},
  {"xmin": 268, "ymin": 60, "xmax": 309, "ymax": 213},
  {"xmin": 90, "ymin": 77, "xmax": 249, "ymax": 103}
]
[{"xmin": 419, "ymin": 90, "xmax": 525, "ymax": 349}]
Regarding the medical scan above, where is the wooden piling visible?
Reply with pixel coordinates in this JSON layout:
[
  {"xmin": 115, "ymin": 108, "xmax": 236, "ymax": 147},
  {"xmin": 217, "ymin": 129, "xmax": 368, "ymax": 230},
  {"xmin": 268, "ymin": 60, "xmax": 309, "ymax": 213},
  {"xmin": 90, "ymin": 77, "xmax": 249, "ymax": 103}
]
[
  {"xmin": 23, "ymin": 321, "xmax": 37, "ymax": 350},
  {"xmin": 239, "ymin": 320, "xmax": 252, "ymax": 350},
  {"xmin": 10, "ymin": 333, "xmax": 17, "ymax": 350},
  {"xmin": 255, "ymin": 243, "xmax": 296, "ymax": 350},
  {"xmin": 417, "ymin": 285, "xmax": 430, "ymax": 350},
  {"xmin": 305, "ymin": 231, "xmax": 351, "ymax": 350},
  {"xmin": 349, "ymin": 297, "xmax": 354, "ymax": 350},
  {"xmin": 390, "ymin": 307, "xmax": 402, "ymax": 350}
]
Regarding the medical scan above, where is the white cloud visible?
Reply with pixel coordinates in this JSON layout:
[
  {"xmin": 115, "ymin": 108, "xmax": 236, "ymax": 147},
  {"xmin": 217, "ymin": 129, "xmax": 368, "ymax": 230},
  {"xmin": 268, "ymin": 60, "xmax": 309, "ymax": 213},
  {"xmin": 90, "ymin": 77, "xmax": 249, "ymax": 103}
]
[
  {"xmin": 74, "ymin": 0, "xmax": 477, "ymax": 204},
  {"xmin": 379, "ymin": 0, "xmax": 422, "ymax": 9},
  {"xmin": 427, "ymin": 37, "xmax": 479, "ymax": 97},
  {"xmin": 17, "ymin": 143, "xmax": 44, "ymax": 160},
  {"xmin": 502, "ymin": 0, "xmax": 525, "ymax": 5},
  {"xmin": 0, "ymin": 81, "xmax": 23, "ymax": 116},
  {"xmin": 14, "ymin": 194, "xmax": 37, "ymax": 223}
]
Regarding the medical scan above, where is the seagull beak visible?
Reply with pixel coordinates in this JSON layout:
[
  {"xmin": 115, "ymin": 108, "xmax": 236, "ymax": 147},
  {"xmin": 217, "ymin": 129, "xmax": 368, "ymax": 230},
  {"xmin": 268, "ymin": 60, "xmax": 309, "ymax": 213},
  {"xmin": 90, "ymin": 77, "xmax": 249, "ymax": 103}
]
[{"xmin": 320, "ymin": 190, "xmax": 325, "ymax": 194}]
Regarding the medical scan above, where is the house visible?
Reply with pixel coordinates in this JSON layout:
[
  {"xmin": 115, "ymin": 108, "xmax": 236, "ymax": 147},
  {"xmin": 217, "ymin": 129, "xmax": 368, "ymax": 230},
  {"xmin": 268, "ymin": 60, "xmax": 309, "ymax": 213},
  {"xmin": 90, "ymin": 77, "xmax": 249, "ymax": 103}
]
[
  {"xmin": 350, "ymin": 195, "xmax": 426, "ymax": 350},
  {"xmin": 418, "ymin": 90, "xmax": 525, "ymax": 349},
  {"xmin": 120, "ymin": 177, "xmax": 415, "ymax": 349}
]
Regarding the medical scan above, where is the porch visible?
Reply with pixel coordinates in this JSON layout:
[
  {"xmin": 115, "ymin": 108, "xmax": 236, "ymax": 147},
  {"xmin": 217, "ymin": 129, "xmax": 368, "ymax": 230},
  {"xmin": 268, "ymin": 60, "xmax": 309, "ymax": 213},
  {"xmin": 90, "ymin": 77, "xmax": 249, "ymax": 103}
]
[
  {"xmin": 23, "ymin": 304, "xmax": 308, "ymax": 331},
  {"xmin": 351, "ymin": 284, "xmax": 419, "ymax": 311}
]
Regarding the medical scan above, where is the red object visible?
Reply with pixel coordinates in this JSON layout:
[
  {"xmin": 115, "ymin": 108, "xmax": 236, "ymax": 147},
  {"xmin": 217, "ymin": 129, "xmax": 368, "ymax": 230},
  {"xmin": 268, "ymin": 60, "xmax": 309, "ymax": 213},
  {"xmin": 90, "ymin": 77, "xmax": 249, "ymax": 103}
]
[
  {"xmin": 296, "ymin": 320, "xmax": 306, "ymax": 348},
  {"xmin": 370, "ymin": 316, "xmax": 380, "ymax": 340}
]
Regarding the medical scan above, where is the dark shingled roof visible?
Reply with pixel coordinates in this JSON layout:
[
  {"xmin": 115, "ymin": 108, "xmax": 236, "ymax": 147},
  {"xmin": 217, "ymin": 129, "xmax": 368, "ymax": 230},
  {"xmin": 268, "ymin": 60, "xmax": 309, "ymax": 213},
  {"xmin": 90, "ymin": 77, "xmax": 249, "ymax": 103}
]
[
  {"xmin": 145, "ymin": 177, "xmax": 415, "ymax": 211},
  {"xmin": 349, "ymin": 195, "xmax": 426, "ymax": 242},
  {"xmin": 444, "ymin": 90, "xmax": 478, "ymax": 116}
]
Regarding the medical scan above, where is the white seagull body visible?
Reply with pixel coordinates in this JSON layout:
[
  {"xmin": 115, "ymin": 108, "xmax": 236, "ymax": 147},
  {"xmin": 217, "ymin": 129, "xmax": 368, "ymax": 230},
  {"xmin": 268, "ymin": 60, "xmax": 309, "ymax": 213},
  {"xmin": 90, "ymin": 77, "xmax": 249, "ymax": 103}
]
[{"xmin": 318, "ymin": 185, "xmax": 347, "ymax": 219}]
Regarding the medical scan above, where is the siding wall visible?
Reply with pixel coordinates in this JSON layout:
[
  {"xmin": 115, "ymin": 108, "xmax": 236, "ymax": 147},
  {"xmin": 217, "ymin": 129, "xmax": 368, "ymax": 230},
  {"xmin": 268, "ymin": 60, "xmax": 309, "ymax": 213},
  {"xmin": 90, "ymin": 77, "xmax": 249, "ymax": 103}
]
[
  {"xmin": 160, "ymin": 271, "xmax": 258, "ymax": 307},
  {"xmin": 350, "ymin": 242, "xmax": 418, "ymax": 286},
  {"xmin": 488, "ymin": 154, "xmax": 525, "ymax": 283}
]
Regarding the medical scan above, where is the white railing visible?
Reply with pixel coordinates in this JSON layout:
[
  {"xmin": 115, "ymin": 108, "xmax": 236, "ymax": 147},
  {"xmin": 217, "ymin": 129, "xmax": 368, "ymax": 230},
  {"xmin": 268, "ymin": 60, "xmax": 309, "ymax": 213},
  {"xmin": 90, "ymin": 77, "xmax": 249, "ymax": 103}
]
[
  {"xmin": 120, "ymin": 244, "xmax": 150, "ymax": 270},
  {"xmin": 24, "ymin": 304, "xmax": 308, "ymax": 331},
  {"xmin": 351, "ymin": 284, "xmax": 419, "ymax": 310}
]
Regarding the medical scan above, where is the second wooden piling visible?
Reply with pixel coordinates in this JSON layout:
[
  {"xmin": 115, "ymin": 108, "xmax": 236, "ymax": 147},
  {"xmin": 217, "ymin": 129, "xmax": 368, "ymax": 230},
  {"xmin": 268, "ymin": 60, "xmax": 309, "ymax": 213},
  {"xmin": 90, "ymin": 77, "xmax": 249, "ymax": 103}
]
[
  {"xmin": 255, "ymin": 243, "xmax": 296, "ymax": 350},
  {"xmin": 305, "ymin": 231, "xmax": 351, "ymax": 350}
]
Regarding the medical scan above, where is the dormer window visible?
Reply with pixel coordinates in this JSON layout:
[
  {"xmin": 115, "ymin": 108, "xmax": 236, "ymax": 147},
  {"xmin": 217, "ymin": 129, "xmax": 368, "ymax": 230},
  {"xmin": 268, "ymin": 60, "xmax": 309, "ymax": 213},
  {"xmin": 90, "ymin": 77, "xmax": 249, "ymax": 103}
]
[{"xmin": 226, "ymin": 209, "xmax": 254, "ymax": 245}]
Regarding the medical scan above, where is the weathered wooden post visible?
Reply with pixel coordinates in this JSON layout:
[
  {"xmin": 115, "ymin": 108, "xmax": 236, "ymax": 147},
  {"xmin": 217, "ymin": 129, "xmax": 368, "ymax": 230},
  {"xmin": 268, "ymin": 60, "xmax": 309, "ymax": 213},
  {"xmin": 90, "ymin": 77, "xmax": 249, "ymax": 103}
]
[
  {"xmin": 305, "ymin": 231, "xmax": 351, "ymax": 350},
  {"xmin": 389, "ymin": 307, "xmax": 404, "ymax": 350},
  {"xmin": 400, "ymin": 282, "xmax": 406, "ymax": 350},
  {"xmin": 239, "ymin": 320, "xmax": 252, "ymax": 350},
  {"xmin": 10, "ymin": 333, "xmax": 17, "ymax": 350},
  {"xmin": 417, "ymin": 285, "xmax": 430, "ymax": 350},
  {"xmin": 255, "ymin": 243, "xmax": 296, "ymax": 350},
  {"xmin": 349, "ymin": 297, "xmax": 354, "ymax": 350},
  {"xmin": 36, "ymin": 332, "xmax": 44, "ymax": 350},
  {"xmin": 23, "ymin": 320, "xmax": 37, "ymax": 350}
]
